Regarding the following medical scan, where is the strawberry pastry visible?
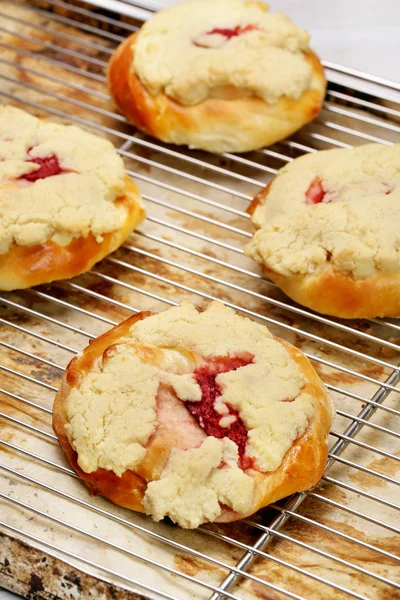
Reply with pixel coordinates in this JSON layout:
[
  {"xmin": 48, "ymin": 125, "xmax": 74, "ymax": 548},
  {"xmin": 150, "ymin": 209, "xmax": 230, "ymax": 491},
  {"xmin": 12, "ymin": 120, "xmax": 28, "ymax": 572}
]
[
  {"xmin": 0, "ymin": 105, "xmax": 145, "ymax": 291},
  {"xmin": 53, "ymin": 302, "xmax": 334, "ymax": 528},
  {"xmin": 107, "ymin": 0, "xmax": 326, "ymax": 153},
  {"xmin": 246, "ymin": 142, "xmax": 400, "ymax": 318}
]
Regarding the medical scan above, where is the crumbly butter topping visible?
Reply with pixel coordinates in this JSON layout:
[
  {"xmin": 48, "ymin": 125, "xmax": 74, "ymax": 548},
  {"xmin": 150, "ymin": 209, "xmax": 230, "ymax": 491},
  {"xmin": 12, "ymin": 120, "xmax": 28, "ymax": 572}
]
[
  {"xmin": 130, "ymin": 302, "xmax": 314, "ymax": 472},
  {"xmin": 246, "ymin": 143, "xmax": 400, "ymax": 279},
  {"xmin": 162, "ymin": 372, "xmax": 202, "ymax": 401},
  {"xmin": 133, "ymin": 0, "xmax": 312, "ymax": 106},
  {"xmin": 144, "ymin": 437, "xmax": 255, "ymax": 528},
  {"xmin": 65, "ymin": 302, "xmax": 322, "ymax": 526},
  {"xmin": 0, "ymin": 106, "xmax": 130, "ymax": 254},
  {"xmin": 65, "ymin": 347, "xmax": 160, "ymax": 477}
]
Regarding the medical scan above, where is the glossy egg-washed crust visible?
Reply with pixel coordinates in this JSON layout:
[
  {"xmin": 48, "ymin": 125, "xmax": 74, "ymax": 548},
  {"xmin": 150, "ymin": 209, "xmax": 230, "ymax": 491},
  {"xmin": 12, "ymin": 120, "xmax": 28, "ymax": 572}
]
[
  {"xmin": 0, "ymin": 177, "xmax": 145, "ymax": 291},
  {"xmin": 53, "ymin": 311, "xmax": 333, "ymax": 525},
  {"xmin": 107, "ymin": 32, "xmax": 327, "ymax": 154},
  {"xmin": 248, "ymin": 185, "xmax": 400, "ymax": 319}
]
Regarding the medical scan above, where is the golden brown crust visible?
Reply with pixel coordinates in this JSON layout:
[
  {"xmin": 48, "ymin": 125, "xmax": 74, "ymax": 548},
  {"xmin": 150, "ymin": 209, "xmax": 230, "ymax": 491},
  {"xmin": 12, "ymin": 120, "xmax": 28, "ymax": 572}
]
[
  {"xmin": 247, "ymin": 181, "xmax": 272, "ymax": 216},
  {"xmin": 263, "ymin": 265, "xmax": 400, "ymax": 320},
  {"xmin": 107, "ymin": 32, "xmax": 327, "ymax": 153},
  {"xmin": 53, "ymin": 311, "xmax": 333, "ymax": 524},
  {"xmin": 247, "ymin": 181, "xmax": 400, "ymax": 319},
  {"xmin": 0, "ymin": 176, "xmax": 145, "ymax": 291}
]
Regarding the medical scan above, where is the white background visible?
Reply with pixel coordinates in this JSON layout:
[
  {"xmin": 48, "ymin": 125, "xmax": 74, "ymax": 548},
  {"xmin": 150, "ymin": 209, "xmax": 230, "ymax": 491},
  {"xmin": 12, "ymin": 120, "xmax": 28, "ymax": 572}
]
[
  {"xmin": 1, "ymin": 0, "xmax": 398, "ymax": 598},
  {"xmin": 261, "ymin": 0, "xmax": 400, "ymax": 82}
]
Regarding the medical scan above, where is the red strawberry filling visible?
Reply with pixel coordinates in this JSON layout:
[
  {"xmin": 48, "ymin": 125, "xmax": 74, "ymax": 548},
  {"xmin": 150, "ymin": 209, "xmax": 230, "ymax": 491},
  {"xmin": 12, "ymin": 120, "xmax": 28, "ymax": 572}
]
[
  {"xmin": 194, "ymin": 24, "xmax": 259, "ymax": 47},
  {"xmin": 186, "ymin": 356, "xmax": 252, "ymax": 469},
  {"xmin": 208, "ymin": 24, "xmax": 258, "ymax": 39},
  {"xmin": 304, "ymin": 178, "xmax": 393, "ymax": 205},
  {"xmin": 305, "ymin": 178, "xmax": 325, "ymax": 205},
  {"xmin": 20, "ymin": 154, "xmax": 64, "ymax": 182}
]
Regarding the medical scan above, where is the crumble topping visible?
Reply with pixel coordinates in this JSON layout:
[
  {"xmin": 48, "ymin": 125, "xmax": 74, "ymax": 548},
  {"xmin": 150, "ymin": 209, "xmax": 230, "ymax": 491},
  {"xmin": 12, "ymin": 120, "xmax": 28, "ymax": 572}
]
[
  {"xmin": 0, "ymin": 106, "xmax": 131, "ymax": 254},
  {"xmin": 144, "ymin": 437, "xmax": 255, "ymax": 528},
  {"xmin": 65, "ymin": 347, "xmax": 160, "ymax": 477},
  {"xmin": 133, "ymin": 0, "xmax": 312, "ymax": 106},
  {"xmin": 246, "ymin": 143, "xmax": 400, "ymax": 279}
]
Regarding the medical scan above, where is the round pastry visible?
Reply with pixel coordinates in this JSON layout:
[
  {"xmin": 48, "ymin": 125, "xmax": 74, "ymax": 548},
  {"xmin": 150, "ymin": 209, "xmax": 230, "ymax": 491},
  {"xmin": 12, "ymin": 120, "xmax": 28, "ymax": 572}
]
[
  {"xmin": 107, "ymin": 0, "xmax": 326, "ymax": 154},
  {"xmin": 0, "ymin": 105, "xmax": 145, "ymax": 291},
  {"xmin": 245, "ymin": 142, "xmax": 400, "ymax": 319},
  {"xmin": 53, "ymin": 302, "xmax": 334, "ymax": 529}
]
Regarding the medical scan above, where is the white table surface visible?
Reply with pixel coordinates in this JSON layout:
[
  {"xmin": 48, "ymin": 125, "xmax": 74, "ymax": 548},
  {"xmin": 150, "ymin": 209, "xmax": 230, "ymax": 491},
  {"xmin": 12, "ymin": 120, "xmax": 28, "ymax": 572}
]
[{"xmin": 1, "ymin": 1, "xmax": 398, "ymax": 598}]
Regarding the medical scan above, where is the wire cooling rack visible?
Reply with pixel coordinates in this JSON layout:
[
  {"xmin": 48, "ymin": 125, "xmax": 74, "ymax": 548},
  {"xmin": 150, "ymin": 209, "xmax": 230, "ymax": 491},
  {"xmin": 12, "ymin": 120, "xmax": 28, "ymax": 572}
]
[{"xmin": 0, "ymin": 1, "xmax": 399, "ymax": 598}]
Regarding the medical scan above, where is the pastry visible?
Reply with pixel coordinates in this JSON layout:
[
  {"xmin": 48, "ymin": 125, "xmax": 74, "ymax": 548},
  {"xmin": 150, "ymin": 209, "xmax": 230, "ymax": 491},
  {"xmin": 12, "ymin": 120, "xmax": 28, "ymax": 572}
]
[
  {"xmin": 0, "ymin": 105, "xmax": 145, "ymax": 291},
  {"xmin": 245, "ymin": 142, "xmax": 400, "ymax": 319},
  {"xmin": 107, "ymin": 0, "xmax": 326, "ymax": 154},
  {"xmin": 53, "ymin": 302, "xmax": 334, "ymax": 529}
]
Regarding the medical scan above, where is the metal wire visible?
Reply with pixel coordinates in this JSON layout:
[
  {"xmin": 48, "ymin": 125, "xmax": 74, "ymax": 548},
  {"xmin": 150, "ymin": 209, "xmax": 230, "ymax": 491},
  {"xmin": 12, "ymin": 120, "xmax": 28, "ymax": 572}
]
[{"xmin": 0, "ymin": 1, "xmax": 399, "ymax": 599}]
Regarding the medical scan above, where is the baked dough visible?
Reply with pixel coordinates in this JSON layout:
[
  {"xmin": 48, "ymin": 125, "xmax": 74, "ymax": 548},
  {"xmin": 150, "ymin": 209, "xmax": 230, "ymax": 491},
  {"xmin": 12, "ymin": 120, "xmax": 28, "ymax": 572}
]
[
  {"xmin": 107, "ymin": 0, "xmax": 326, "ymax": 153},
  {"xmin": 245, "ymin": 143, "xmax": 400, "ymax": 319},
  {"xmin": 53, "ymin": 302, "xmax": 334, "ymax": 529},
  {"xmin": 0, "ymin": 106, "xmax": 145, "ymax": 291}
]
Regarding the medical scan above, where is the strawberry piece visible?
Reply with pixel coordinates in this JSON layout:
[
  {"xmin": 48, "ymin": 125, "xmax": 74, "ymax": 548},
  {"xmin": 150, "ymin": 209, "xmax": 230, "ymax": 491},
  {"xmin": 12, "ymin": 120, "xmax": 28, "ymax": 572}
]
[
  {"xmin": 194, "ymin": 24, "xmax": 258, "ymax": 47},
  {"xmin": 186, "ymin": 356, "xmax": 252, "ymax": 468},
  {"xmin": 305, "ymin": 178, "xmax": 325, "ymax": 205},
  {"xmin": 21, "ymin": 155, "xmax": 63, "ymax": 182},
  {"xmin": 207, "ymin": 24, "xmax": 257, "ymax": 39}
]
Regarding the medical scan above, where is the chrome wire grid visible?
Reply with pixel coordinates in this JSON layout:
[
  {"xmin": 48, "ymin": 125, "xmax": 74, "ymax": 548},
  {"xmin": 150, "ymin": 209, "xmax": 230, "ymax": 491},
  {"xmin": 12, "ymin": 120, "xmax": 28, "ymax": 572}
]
[{"xmin": 0, "ymin": 1, "xmax": 399, "ymax": 598}]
